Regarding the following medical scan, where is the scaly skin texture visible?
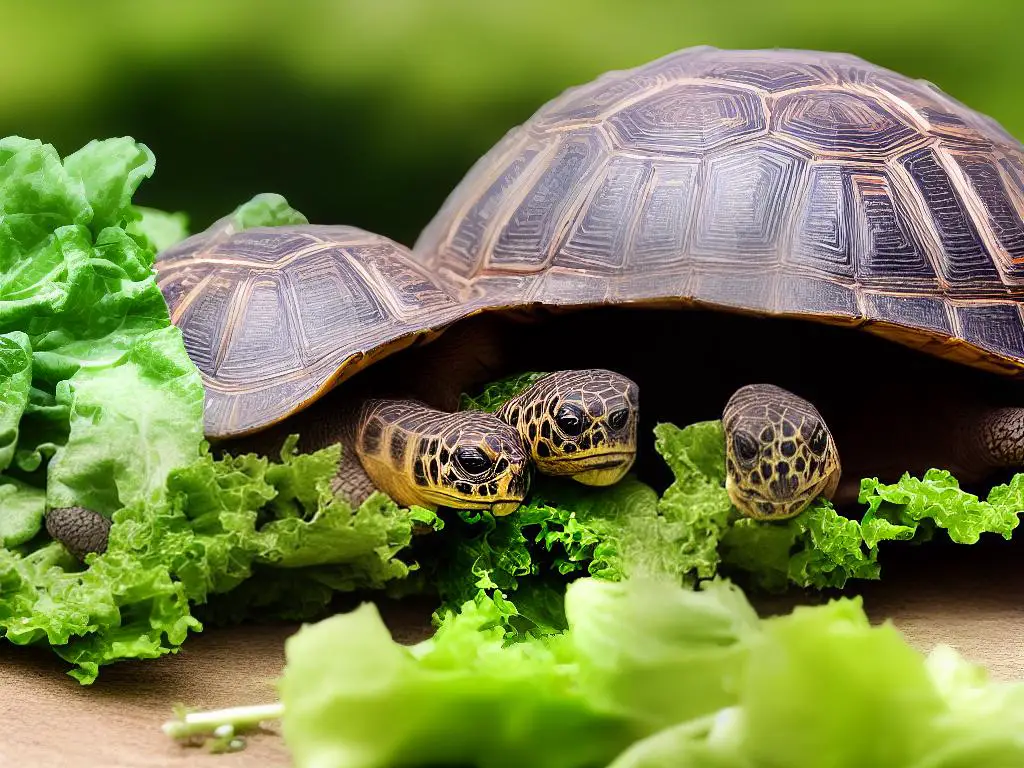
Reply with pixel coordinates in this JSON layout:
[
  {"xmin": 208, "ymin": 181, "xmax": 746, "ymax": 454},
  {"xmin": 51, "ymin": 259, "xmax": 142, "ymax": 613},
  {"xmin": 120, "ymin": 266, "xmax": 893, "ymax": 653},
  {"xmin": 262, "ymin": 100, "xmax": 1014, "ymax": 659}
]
[
  {"xmin": 723, "ymin": 384, "xmax": 841, "ymax": 520},
  {"xmin": 45, "ymin": 506, "xmax": 112, "ymax": 560},
  {"xmin": 497, "ymin": 369, "xmax": 639, "ymax": 486},
  {"xmin": 354, "ymin": 399, "xmax": 531, "ymax": 515}
]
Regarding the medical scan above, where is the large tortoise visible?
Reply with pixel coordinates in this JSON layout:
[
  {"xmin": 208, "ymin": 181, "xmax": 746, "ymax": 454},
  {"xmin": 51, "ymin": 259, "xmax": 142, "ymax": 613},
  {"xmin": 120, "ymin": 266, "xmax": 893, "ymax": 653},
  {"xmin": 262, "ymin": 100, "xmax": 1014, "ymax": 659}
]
[{"xmin": 46, "ymin": 46, "xmax": 1024, "ymax": 557}]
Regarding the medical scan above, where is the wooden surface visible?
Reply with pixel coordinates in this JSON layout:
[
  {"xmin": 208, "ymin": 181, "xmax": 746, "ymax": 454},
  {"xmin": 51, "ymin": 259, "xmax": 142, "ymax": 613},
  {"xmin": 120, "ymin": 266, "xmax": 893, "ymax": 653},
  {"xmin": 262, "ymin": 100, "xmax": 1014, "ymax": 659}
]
[{"xmin": 3, "ymin": 540, "xmax": 1024, "ymax": 767}]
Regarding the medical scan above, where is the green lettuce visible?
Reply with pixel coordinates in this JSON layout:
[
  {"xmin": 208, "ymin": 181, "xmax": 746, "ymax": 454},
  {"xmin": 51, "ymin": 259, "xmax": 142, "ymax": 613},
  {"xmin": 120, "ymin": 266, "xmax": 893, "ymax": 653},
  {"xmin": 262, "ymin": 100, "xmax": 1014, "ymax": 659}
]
[
  {"xmin": 128, "ymin": 206, "xmax": 190, "ymax": 251},
  {"xmin": 0, "ymin": 440, "xmax": 439, "ymax": 683},
  {"xmin": 231, "ymin": 192, "xmax": 309, "ymax": 231},
  {"xmin": 459, "ymin": 370, "xmax": 550, "ymax": 412},
  {"xmin": 860, "ymin": 469, "xmax": 1021, "ymax": 546},
  {"xmin": 0, "ymin": 135, "xmax": 205, "ymax": 527},
  {"xmin": 258, "ymin": 576, "xmax": 1024, "ymax": 767}
]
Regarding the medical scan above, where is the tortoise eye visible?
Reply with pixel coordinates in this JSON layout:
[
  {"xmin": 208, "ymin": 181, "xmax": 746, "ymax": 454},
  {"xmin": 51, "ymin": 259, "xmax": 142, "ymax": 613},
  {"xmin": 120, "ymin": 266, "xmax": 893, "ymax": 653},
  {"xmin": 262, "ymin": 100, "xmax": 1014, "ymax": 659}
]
[
  {"xmin": 808, "ymin": 425, "xmax": 828, "ymax": 456},
  {"xmin": 733, "ymin": 431, "xmax": 759, "ymax": 466},
  {"xmin": 608, "ymin": 408, "xmax": 629, "ymax": 431},
  {"xmin": 555, "ymin": 404, "xmax": 585, "ymax": 435},
  {"xmin": 454, "ymin": 446, "xmax": 492, "ymax": 475}
]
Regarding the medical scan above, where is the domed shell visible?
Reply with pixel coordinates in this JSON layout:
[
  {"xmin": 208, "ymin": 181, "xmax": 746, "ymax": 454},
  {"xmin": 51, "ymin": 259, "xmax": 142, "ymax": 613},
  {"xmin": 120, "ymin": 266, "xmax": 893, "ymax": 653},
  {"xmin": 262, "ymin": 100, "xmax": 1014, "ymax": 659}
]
[
  {"xmin": 414, "ymin": 46, "xmax": 1024, "ymax": 377},
  {"xmin": 157, "ymin": 219, "xmax": 470, "ymax": 438}
]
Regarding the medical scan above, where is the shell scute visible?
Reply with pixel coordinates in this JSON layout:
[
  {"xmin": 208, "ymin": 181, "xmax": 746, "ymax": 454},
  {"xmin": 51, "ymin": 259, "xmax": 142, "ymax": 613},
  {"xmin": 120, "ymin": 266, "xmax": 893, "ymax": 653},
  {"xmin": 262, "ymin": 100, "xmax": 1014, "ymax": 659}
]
[{"xmin": 607, "ymin": 83, "xmax": 767, "ymax": 155}]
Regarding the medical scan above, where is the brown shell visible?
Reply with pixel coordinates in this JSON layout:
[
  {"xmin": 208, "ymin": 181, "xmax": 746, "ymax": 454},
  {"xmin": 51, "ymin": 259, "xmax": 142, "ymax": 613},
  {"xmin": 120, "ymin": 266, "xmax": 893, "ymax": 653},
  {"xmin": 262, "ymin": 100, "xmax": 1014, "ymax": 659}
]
[
  {"xmin": 416, "ymin": 47, "xmax": 1024, "ymax": 372},
  {"xmin": 157, "ymin": 218, "xmax": 476, "ymax": 437},
  {"xmin": 160, "ymin": 47, "xmax": 1024, "ymax": 438}
]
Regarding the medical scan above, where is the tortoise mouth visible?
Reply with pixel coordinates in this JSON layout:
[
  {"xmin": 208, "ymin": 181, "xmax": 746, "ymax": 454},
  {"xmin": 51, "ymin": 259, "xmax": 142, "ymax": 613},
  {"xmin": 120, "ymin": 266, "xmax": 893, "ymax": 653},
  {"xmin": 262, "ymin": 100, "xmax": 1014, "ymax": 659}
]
[
  {"xmin": 545, "ymin": 450, "xmax": 636, "ymax": 466},
  {"xmin": 726, "ymin": 472, "xmax": 835, "ymax": 520},
  {"xmin": 430, "ymin": 491, "xmax": 525, "ymax": 510}
]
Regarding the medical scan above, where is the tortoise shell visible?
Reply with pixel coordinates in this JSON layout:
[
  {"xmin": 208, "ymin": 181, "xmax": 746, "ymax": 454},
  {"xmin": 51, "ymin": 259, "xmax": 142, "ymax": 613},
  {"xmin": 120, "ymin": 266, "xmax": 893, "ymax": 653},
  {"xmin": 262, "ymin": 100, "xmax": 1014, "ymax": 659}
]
[
  {"xmin": 159, "ymin": 46, "xmax": 1024, "ymax": 439},
  {"xmin": 157, "ymin": 219, "xmax": 475, "ymax": 437}
]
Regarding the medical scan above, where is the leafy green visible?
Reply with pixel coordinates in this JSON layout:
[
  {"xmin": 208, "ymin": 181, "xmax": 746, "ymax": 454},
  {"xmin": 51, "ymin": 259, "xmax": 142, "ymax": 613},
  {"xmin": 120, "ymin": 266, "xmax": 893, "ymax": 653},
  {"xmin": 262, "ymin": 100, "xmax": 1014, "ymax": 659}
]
[
  {"xmin": 0, "ymin": 476, "xmax": 46, "ymax": 547},
  {"xmin": 860, "ymin": 469, "xmax": 1021, "ymax": 546},
  {"xmin": 0, "ymin": 441, "xmax": 440, "ymax": 683},
  {"xmin": 128, "ymin": 206, "xmax": 190, "ymax": 251},
  {"xmin": 0, "ymin": 135, "xmax": 205, "ymax": 517},
  {"xmin": 651, "ymin": 421, "xmax": 734, "ymax": 583},
  {"xmin": 265, "ymin": 575, "xmax": 1024, "ymax": 768},
  {"xmin": 279, "ymin": 588, "xmax": 634, "ymax": 768},
  {"xmin": 0, "ymin": 330, "xmax": 31, "ymax": 471},
  {"xmin": 459, "ymin": 370, "xmax": 550, "ymax": 412},
  {"xmin": 231, "ymin": 192, "xmax": 308, "ymax": 230}
]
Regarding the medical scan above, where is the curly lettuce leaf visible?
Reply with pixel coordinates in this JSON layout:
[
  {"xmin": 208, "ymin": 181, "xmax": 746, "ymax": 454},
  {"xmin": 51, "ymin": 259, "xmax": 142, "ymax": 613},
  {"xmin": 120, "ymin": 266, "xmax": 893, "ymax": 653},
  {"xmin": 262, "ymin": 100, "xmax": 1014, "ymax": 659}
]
[
  {"xmin": 721, "ymin": 500, "xmax": 889, "ymax": 592},
  {"xmin": 459, "ymin": 371, "xmax": 550, "ymax": 412},
  {"xmin": 860, "ymin": 469, "xmax": 1021, "ymax": 546},
  {"xmin": 426, "ymin": 476, "xmax": 688, "ymax": 635},
  {"xmin": 2, "ymin": 438, "xmax": 437, "ymax": 683},
  {"xmin": 651, "ymin": 421, "xmax": 734, "ymax": 583}
]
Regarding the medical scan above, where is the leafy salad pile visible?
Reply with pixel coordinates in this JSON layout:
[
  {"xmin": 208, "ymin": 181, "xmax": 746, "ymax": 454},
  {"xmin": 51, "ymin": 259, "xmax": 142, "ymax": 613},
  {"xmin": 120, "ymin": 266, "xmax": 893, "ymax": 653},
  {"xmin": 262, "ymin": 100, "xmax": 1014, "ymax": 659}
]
[{"xmin": 2, "ymin": 134, "xmax": 1023, "ymax": 693}]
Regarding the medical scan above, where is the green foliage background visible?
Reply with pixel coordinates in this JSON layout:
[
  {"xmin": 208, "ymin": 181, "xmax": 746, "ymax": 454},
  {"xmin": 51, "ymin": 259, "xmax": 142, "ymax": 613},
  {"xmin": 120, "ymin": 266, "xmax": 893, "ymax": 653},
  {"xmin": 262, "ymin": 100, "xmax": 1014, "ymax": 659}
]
[{"xmin": 5, "ymin": 0, "xmax": 1021, "ymax": 246}]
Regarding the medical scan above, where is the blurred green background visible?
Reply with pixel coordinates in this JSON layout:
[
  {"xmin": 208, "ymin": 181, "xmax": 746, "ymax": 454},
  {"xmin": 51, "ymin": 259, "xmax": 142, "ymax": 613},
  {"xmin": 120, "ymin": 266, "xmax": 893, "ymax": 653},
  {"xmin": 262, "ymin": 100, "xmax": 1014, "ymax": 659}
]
[{"xmin": 5, "ymin": 0, "xmax": 1022, "ymax": 247}]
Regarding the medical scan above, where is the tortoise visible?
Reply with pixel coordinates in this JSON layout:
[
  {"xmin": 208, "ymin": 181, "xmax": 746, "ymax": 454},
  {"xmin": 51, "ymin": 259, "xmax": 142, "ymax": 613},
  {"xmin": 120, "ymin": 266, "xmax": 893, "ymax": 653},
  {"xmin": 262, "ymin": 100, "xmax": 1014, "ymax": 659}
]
[
  {"xmin": 46, "ymin": 225, "xmax": 641, "ymax": 557},
  {"xmin": 45, "ymin": 45, "xmax": 1024, "ymax": 557}
]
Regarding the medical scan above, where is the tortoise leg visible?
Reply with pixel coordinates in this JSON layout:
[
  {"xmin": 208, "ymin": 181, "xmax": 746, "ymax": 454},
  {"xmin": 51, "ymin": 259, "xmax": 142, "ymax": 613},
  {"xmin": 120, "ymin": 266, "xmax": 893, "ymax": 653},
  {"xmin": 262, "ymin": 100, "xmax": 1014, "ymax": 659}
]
[
  {"xmin": 45, "ymin": 506, "xmax": 112, "ymax": 561},
  {"xmin": 968, "ymin": 407, "xmax": 1024, "ymax": 472},
  {"xmin": 722, "ymin": 384, "xmax": 841, "ymax": 520}
]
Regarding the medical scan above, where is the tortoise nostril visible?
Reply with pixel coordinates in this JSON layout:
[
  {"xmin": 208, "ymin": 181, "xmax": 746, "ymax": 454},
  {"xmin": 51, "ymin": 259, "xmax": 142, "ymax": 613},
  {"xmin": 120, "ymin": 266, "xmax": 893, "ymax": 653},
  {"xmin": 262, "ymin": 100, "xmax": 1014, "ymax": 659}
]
[{"xmin": 608, "ymin": 408, "xmax": 629, "ymax": 431}]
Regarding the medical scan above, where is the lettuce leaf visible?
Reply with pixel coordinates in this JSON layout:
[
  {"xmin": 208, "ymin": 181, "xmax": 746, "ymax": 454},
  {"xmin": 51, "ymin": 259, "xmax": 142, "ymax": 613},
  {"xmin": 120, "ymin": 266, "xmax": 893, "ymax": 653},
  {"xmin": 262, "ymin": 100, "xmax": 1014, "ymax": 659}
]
[
  {"xmin": 279, "ymin": 589, "xmax": 634, "ymax": 768},
  {"xmin": 128, "ymin": 206, "xmax": 189, "ymax": 251},
  {"xmin": 0, "ymin": 330, "xmax": 31, "ymax": 471},
  {"xmin": 272, "ymin": 575, "xmax": 1024, "ymax": 768},
  {"xmin": 1, "ymin": 441, "xmax": 439, "ymax": 683},
  {"xmin": 231, "ymin": 192, "xmax": 309, "ymax": 230},
  {"xmin": 459, "ymin": 370, "xmax": 550, "ymax": 412},
  {"xmin": 0, "ymin": 136, "xmax": 205, "ymax": 519},
  {"xmin": 860, "ymin": 469, "xmax": 1021, "ymax": 546}
]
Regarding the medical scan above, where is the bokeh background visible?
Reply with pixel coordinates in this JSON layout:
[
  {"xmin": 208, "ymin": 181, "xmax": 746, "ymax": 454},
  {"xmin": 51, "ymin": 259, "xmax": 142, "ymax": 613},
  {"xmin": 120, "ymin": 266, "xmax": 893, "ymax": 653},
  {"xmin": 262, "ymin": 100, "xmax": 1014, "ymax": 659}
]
[{"xmin": 5, "ymin": 0, "xmax": 1022, "ymax": 247}]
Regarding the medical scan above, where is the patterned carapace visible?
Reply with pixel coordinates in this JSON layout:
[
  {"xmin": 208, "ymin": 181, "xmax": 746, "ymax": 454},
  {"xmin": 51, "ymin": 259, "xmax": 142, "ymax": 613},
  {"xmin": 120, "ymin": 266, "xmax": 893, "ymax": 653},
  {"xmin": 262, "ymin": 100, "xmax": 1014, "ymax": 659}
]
[
  {"xmin": 497, "ymin": 369, "xmax": 638, "ymax": 486},
  {"xmin": 157, "ymin": 47, "xmax": 1024, "ymax": 440}
]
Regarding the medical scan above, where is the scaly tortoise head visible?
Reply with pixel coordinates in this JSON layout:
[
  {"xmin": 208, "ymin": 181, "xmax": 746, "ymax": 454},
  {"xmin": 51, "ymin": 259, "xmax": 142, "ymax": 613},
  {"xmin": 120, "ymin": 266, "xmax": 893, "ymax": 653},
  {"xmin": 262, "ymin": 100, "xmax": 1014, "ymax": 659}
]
[
  {"xmin": 723, "ymin": 384, "xmax": 840, "ymax": 520},
  {"xmin": 355, "ymin": 400, "xmax": 532, "ymax": 515},
  {"xmin": 497, "ymin": 370, "xmax": 639, "ymax": 486}
]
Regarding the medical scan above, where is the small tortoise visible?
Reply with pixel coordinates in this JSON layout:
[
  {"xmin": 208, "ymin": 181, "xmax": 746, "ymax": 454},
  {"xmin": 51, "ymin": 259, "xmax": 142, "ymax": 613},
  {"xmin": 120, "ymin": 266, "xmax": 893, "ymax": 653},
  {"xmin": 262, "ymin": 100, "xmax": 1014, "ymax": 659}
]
[{"xmin": 47, "ymin": 46, "xmax": 1024, "ymax": 557}]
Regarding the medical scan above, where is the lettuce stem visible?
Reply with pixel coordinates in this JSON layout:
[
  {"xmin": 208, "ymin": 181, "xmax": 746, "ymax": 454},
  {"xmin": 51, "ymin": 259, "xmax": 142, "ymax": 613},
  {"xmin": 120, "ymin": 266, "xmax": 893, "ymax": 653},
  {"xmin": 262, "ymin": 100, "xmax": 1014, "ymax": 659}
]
[{"xmin": 162, "ymin": 702, "xmax": 284, "ymax": 740}]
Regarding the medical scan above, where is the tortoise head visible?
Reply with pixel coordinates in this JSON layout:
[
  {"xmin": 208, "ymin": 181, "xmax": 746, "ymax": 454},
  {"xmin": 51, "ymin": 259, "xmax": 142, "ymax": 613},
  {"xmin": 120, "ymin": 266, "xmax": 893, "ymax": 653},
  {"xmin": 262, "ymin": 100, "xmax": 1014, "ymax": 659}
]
[
  {"xmin": 357, "ymin": 403, "xmax": 532, "ymax": 516},
  {"xmin": 498, "ymin": 369, "xmax": 639, "ymax": 486},
  {"xmin": 723, "ymin": 384, "xmax": 841, "ymax": 520}
]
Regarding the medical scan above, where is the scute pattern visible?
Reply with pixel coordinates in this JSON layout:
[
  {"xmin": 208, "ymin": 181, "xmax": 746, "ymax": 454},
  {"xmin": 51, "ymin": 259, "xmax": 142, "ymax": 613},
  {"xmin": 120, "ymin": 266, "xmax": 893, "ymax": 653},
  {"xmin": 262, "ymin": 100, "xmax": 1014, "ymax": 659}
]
[
  {"xmin": 166, "ymin": 47, "xmax": 1024, "ymax": 439},
  {"xmin": 772, "ymin": 90, "xmax": 916, "ymax": 154},
  {"xmin": 415, "ymin": 46, "xmax": 1024, "ymax": 376},
  {"xmin": 607, "ymin": 83, "xmax": 766, "ymax": 155},
  {"xmin": 157, "ymin": 224, "xmax": 466, "ymax": 437}
]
